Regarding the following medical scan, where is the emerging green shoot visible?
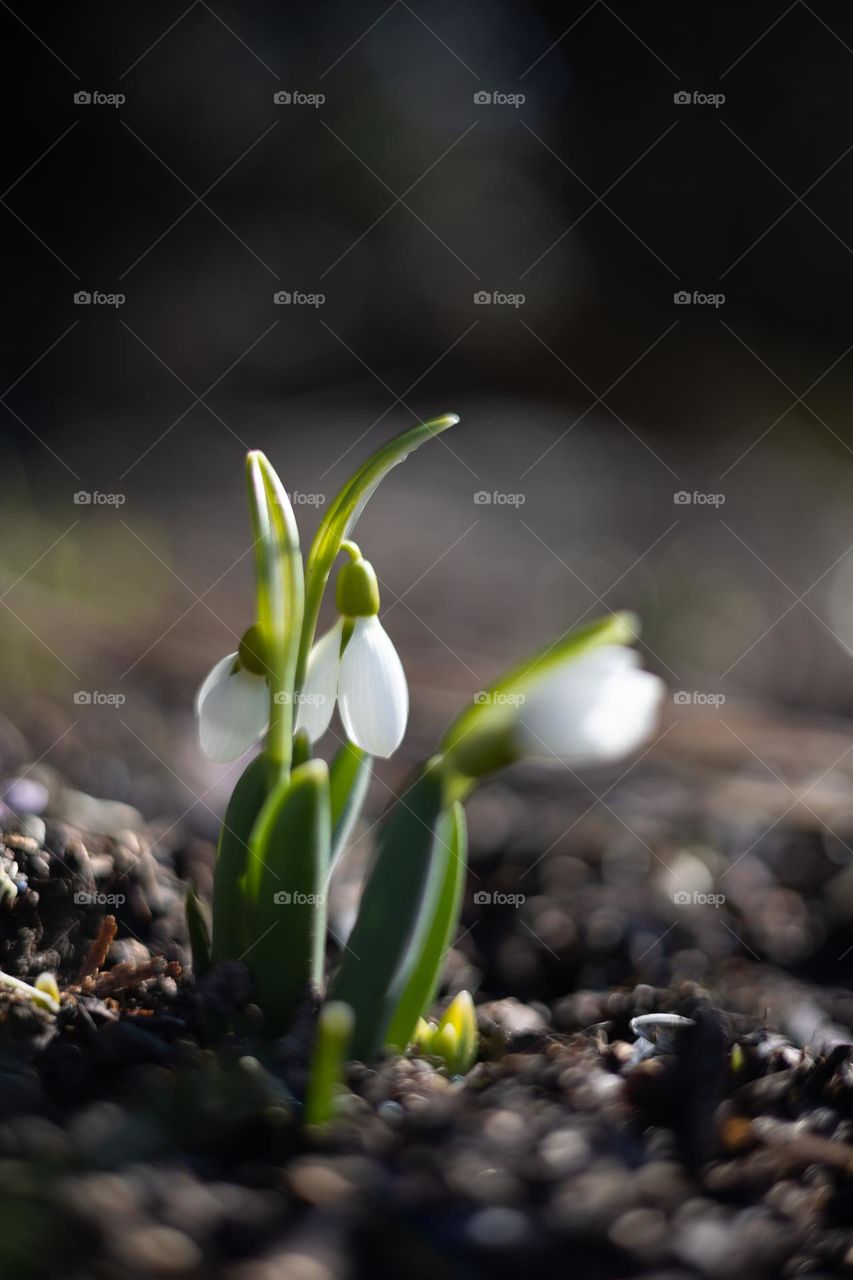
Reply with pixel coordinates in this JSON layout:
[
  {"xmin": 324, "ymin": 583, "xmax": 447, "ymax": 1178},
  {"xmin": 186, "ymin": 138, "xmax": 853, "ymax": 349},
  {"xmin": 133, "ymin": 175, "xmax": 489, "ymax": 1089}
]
[
  {"xmin": 305, "ymin": 1000, "xmax": 355, "ymax": 1126},
  {"xmin": 414, "ymin": 990, "xmax": 479, "ymax": 1076}
]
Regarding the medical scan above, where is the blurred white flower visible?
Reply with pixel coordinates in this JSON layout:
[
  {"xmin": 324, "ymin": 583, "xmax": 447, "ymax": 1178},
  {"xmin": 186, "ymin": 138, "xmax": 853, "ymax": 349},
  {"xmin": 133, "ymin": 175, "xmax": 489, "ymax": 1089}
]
[
  {"xmin": 515, "ymin": 645, "xmax": 664, "ymax": 765},
  {"xmin": 195, "ymin": 653, "xmax": 269, "ymax": 764}
]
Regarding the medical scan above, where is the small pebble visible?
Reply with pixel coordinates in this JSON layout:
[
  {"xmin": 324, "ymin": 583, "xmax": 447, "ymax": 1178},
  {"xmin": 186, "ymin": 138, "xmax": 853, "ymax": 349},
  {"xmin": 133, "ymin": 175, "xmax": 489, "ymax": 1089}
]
[
  {"xmin": 466, "ymin": 1207, "xmax": 529, "ymax": 1247},
  {"xmin": 111, "ymin": 1224, "xmax": 201, "ymax": 1275},
  {"xmin": 18, "ymin": 815, "xmax": 46, "ymax": 846},
  {"xmin": 3, "ymin": 778, "xmax": 48, "ymax": 815}
]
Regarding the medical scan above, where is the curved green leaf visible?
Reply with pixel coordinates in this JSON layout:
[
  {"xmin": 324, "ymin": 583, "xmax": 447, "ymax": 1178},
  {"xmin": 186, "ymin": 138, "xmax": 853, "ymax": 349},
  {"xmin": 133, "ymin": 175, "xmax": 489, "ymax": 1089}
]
[
  {"xmin": 330, "ymin": 762, "xmax": 454, "ymax": 1060},
  {"xmin": 246, "ymin": 451, "xmax": 304, "ymax": 783},
  {"xmin": 384, "ymin": 800, "xmax": 467, "ymax": 1052},
  {"xmin": 212, "ymin": 752, "xmax": 270, "ymax": 964},
  {"xmin": 295, "ymin": 414, "xmax": 459, "ymax": 689},
  {"xmin": 243, "ymin": 759, "xmax": 331, "ymax": 1033},
  {"xmin": 328, "ymin": 741, "xmax": 372, "ymax": 875}
]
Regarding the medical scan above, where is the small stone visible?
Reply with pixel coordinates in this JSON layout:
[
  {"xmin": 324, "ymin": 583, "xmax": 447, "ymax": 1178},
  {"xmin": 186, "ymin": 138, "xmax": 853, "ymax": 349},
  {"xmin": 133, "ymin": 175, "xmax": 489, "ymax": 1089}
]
[
  {"xmin": 466, "ymin": 1207, "xmax": 529, "ymax": 1247},
  {"xmin": 478, "ymin": 998, "xmax": 548, "ymax": 1046},
  {"xmin": 18, "ymin": 815, "xmax": 46, "ymax": 846},
  {"xmin": 111, "ymin": 1225, "xmax": 201, "ymax": 1275},
  {"xmin": 26, "ymin": 852, "xmax": 50, "ymax": 879},
  {"xmin": 3, "ymin": 778, "xmax": 48, "ymax": 815},
  {"xmin": 539, "ymin": 1127, "xmax": 590, "ymax": 1176},
  {"xmin": 288, "ymin": 1158, "xmax": 372, "ymax": 1206},
  {"xmin": 608, "ymin": 1207, "xmax": 668, "ymax": 1255}
]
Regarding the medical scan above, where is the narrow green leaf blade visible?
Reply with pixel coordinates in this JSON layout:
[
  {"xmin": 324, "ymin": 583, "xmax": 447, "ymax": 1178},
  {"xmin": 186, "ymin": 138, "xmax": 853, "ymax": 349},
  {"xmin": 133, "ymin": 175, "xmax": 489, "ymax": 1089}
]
[
  {"xmin": 185, "ymin": 884, "xmax": 212, "ymax": 979},
  {"xmin": 212, "ymin": 752, "xmax": 269, "ymax": 964},
  {"xmin": 243, "ymin": 759, "xmax": 331, "ymax": 1033},
  {"xmin": 328, "ymin": 741, "xmax": 372, "ymax": 874},
  {"xmin": 384, "ymin": 800, "xmax": 467, "ymax": 1052},
  {"xmin": 246, "ymin": 451, "xmax": 304, "ymax": 781},
  {"xmin": 295, "ymin": 414, "xmax": 459, "ymax": 688},
  {"xmin": 329, "ymin": 763, "xmax": 452, "ymax": 1060}
]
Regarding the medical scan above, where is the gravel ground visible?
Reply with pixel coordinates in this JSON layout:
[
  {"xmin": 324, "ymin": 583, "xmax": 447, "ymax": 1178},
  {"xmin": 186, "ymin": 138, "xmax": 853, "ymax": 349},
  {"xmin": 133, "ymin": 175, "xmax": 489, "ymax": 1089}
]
[{"xmin": 2, "ymin": 712, "xmax": 853, "ymax": 1279}]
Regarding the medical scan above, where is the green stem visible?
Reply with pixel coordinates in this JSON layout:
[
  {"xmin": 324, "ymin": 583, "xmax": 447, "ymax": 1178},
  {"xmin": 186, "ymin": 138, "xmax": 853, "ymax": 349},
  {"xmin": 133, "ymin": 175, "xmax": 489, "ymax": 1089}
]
[{"xmin": 305, "ymin": 1001, "xmax": 354, "ymax": 1126}]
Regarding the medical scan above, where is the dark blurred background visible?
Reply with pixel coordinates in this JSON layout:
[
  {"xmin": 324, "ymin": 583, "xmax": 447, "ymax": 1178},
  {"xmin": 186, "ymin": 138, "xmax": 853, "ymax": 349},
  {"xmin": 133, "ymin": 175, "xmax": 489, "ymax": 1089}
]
[{"xmin": 3, "ymin": 0, "xmax": 853, "ymax": 826}]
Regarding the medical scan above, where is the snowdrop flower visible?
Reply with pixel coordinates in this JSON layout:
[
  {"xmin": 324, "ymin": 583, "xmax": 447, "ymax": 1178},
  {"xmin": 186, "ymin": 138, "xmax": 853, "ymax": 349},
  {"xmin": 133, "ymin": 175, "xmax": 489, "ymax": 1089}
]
[
  {"xmin": 515, "ymin": 645, "xmax": 664, "ymax": 765},
  {"xmin": 297, "ymin": 549, "xmax": 408, "ymax": 758},
  {"xmin": 445, "ymin": 641, "xmax": 664, "ymax": 781},
  {"xmin": 195, "ymin": 626, "xmax": 270, "ymax": 764}
]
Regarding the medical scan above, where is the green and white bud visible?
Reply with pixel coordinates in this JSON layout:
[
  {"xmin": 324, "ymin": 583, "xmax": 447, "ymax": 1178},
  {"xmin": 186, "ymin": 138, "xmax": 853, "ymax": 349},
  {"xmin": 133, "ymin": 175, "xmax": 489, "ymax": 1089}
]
[{"xmin": 297, "ymin": 544, "xmax": 409, "ymax": 758}]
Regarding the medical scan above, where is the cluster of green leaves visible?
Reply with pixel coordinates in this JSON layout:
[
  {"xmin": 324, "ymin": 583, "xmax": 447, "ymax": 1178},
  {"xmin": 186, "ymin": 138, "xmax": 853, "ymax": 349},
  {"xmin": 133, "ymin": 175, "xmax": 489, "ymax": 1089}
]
[
  {"xmin": 196, "ymin": 415, "xmax": 634, "ymax": 1073},
  {"xmin": 204, "ymin": 418, "xmax": 470, "ymax": 1048}
]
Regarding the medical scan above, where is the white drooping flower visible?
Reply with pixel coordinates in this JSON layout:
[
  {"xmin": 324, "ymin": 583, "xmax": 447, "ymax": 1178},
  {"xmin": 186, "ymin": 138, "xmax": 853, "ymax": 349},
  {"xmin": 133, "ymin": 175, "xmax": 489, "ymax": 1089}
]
[
  {"xmin": 515, "ymin": 644, "xmax": 664, "ymax": 765},
  {"xmin": 338, "ymin": 615, "xmax": 408, "ymax": 757},
  {"xmin": 296, "ymin": 550, "xmax": 409, "ymax": 758},
  {"xmin": 297, "ymin": 614, "xmax": 409, "ymax": 758},
  {"xmin": 195, "ymin": 652, "xmax": 269, "ymax": 764}
]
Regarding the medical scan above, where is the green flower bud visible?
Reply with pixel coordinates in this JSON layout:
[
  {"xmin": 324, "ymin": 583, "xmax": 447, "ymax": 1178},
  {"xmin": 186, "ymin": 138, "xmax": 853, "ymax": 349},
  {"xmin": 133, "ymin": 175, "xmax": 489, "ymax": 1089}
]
[
  {"xmin": 336, "ymin": 556, "xmax": 380, "ymax": 618},
  {"xmin": 238, "ymin": 623, "xmax": 268, "ymax": 676}
]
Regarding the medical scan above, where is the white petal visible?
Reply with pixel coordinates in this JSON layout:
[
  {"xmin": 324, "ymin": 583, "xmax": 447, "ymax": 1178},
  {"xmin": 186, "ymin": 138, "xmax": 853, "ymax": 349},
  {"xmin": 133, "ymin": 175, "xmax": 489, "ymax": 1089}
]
[
  {"xmin": 517, "ymin": 644, "xmax": 664, "ymax": 765},
  {"xmin": 195, "ymin": 653, "xmax": 238, "ymax": 718},
  {"xmin": 338, "ymin": 615, "xmax": 408, "ymax": 758},
  {"xmin": 197, "ymin": 662, "xmax": 269, "ymax": 764},
  {"xmin": 296, "ymin": 619, "xmax": 342, "ymax": 743}
]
